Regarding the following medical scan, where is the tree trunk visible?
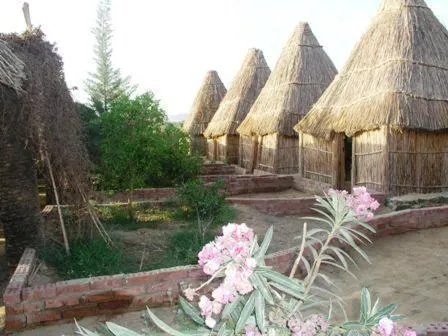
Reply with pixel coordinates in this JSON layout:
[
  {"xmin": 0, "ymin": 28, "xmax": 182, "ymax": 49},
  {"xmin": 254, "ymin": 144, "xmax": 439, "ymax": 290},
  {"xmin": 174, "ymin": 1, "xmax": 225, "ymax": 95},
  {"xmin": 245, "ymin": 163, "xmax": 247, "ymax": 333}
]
[{"xmin": 0, "ymin": 98, "xmax": 41, "ymax": 266}]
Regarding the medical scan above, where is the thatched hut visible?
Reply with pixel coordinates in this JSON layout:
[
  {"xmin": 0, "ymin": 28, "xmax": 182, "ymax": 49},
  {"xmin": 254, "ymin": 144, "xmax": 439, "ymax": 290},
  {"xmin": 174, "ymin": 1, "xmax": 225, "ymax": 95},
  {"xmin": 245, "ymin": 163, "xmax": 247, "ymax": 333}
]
[
  {"xmin": 0, "ymin": 30, "xmax": 92, "ymax": 264},
  {"xmin": 183, "ymin": 70, "xmax": 227, "ymax": 156},
  {"xmin": 237, "ymin": 23, "xmax": 337, "ymax": 174},
  {"xmin": 203, "ymin": 49, "xmax": 270, "ymax": 163},
  {"xmin": 295, "ymin": 0, "xmax": 448, "ymax": 194}
]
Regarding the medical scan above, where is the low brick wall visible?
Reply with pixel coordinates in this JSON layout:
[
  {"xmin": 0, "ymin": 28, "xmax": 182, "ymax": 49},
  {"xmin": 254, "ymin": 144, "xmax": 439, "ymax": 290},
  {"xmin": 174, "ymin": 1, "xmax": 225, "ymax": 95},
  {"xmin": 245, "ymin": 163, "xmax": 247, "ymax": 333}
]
[
  {"xmin": 201, "ymin": 163, "xmax": 236, "ymax": 175},
  {"xmin": 293, "ymin": 175, "xmax": 333, "ymax": 194},
  {"xmin": 228, "ymin": 192, "xmax": 388, "ymax": 216},
  {"xmin": 5, "ymin": 206, "xmax": 448, "ymax": 332}
]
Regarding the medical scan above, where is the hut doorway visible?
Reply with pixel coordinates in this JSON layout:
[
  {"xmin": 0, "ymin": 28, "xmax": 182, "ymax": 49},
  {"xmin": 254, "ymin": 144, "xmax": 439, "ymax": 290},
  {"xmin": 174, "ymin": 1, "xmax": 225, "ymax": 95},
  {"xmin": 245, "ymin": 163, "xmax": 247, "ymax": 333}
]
[{"xmin": 343, "ymin": 136, "xmax": 352, "ymax": 190}]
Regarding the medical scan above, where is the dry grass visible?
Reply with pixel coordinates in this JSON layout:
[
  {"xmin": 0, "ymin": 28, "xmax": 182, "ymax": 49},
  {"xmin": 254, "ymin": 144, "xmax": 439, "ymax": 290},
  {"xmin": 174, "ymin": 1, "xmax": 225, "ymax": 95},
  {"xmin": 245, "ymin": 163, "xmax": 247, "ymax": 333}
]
[
  {"xmin": 204, "ymin": 49, "xmax": 270, "ymax": 138},
  {"xmin": 238, "ymin": 22, "xmax": 337, "ymax": 137},
  {"xmin": 296, "ymin": 0, "xmax": 448, "ymax": 139},
  {"xmin": 182, "ymin": 70, "xmax": 227, "ymax": 136},
  {"xmin": 0, "ymin": 40, "xmax": 25, "ymax": 93}
]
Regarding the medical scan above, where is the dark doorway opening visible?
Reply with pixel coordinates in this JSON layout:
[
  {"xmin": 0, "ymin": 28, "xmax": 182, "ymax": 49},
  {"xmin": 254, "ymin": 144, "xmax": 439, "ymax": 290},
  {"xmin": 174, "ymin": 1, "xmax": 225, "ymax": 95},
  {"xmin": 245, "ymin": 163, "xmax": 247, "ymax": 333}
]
[{"xmin": 344, "ymin": 136, "xmax": 352, "ymax": 190}]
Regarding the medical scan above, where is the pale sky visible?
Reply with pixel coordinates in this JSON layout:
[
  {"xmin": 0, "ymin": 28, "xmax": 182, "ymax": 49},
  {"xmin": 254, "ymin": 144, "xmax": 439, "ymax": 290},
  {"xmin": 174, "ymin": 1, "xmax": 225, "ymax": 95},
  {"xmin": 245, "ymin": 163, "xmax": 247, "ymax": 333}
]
[{"xmin": 1, "ymin": 0, "xmax": 448, "ymax": 121}]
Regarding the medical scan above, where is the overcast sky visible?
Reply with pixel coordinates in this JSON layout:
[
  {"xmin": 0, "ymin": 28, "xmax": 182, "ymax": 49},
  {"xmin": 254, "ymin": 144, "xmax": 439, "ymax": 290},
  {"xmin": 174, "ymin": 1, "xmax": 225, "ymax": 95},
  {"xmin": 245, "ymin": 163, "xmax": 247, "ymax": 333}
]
[{"xmin": 1, "ymin": 0, "xmax": 448, "ymax": 121}]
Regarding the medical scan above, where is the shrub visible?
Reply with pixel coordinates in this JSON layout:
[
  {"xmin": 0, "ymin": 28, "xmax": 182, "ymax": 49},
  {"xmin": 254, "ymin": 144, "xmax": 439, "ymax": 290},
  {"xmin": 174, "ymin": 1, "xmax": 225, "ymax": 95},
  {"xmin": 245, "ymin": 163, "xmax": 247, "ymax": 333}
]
[
  {"xmin": 98, "ymin": 93, "xmax": 200, "ymax": 191},
  {"xmin": 176, "ymin": 179, "xmax": 228, "ymax": 242}
]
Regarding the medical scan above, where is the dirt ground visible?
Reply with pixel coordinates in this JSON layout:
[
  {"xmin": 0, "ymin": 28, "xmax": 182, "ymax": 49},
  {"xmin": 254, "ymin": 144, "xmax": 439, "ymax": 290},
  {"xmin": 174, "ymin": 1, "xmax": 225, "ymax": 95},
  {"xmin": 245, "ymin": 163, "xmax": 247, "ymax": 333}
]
[{"xmin": 4, "ymin": 202, "xmax": 448, "ymax": 335}]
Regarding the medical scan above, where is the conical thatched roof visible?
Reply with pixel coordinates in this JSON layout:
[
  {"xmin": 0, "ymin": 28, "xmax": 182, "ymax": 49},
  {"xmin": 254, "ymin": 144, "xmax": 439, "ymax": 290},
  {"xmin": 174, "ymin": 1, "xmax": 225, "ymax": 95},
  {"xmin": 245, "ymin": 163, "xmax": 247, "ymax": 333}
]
[
  {"xmin": 203, "ymin": 49, "xmax": 271, "ymax": 138},
  {"xmin": 183, "ymin": 70, "xmax": 227, "ymax": 135},
  {"xmin": 237, "ymin": 23, "xmax": 337, "ymax": 137},
  {"xmin": 296, "ymin": 0, "xmax": 448, "ymax": 140},
  {"xmin": 0, "ymin": 40, "xmax": 25, "ymax": 92}
]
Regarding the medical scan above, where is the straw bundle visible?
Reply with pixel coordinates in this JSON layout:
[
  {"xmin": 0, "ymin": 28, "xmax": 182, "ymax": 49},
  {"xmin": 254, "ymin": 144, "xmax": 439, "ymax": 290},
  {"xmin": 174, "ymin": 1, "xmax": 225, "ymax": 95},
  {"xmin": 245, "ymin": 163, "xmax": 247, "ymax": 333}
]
[
  {"xmin": 296, "ymin": 0, "xmax": 448, "ymax": 140},
  {"xmin": 204, "ymin": 49, "xmax": 270, "ymax": 138},
  {"xmin": 238, "ymin": 22, "xmax": 337, "ymax": 137},
  {"xmin": 0, "ymin": 40, "xmax": 25, "ymax": 93},
  {"xmin": 183, "ymin": 70, "xmax": 227, "ymax": 136}
]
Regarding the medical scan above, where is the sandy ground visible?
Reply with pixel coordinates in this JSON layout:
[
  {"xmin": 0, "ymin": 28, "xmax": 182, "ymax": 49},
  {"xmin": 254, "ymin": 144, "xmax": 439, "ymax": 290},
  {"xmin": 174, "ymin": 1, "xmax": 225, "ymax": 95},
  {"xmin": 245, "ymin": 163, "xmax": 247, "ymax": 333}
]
[{"xmin": 5, "ymin": 202, "xmax": 448, "ymax": 335}]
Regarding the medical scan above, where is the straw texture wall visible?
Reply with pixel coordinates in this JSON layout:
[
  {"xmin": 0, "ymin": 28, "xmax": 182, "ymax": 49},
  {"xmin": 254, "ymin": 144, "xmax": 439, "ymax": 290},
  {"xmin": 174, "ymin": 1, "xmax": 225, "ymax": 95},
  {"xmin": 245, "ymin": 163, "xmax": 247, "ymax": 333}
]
[
  {"xmin": 296, "ymin": 0, "xmax": 448, "ymax": 195},
  {"xmin": 204, "ymin": 49, "xmax": 270, "ymax": 163},
  {"xmin": 300, "ymin": 133, "xmax": 334, "ymax": 184},
  {"xmin": 238, "ymin": 23, "xmax": 337, "ymax": 173},
  {"xmin": 0, "ymin": 40, "xmax": 25, "ymax": 93},
  {"xmin": 183, "ymin": 70, "xmax": 227, "ymax": 155}
]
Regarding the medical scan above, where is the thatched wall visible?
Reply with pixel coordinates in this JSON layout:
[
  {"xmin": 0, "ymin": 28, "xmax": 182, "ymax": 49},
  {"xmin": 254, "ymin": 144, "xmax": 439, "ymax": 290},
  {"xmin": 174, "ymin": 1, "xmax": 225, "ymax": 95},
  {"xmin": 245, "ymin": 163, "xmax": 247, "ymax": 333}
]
[
  {"xmin": 387, "ymin": 129, "xmax": 448, "ymax": 194},
  {"xmin": 352, "ymin": 128, "xmax": 387, "ymax": 192},
  {"xmin": 206, "ymin": 135, "xmax": 240, "ymax": 164},
  {"xmin": 239, "ymin": 135, "xmax": 256, "ymax": 171},
  {"xmin": 300, "ymin": 133, "xmax": 333, "ymax": 185}
]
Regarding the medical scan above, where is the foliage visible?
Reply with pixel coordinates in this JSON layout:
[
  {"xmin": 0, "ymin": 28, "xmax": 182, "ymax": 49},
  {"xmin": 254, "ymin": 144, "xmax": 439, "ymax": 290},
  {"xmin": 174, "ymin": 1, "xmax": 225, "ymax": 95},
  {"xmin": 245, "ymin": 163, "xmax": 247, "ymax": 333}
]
[
  {"xmin": 75, "ymin": 188, "xmax": 416, "ymax": 336},
  {"xmin": 76, "ymin": 102, "xmax": 102, "ymax": 166},
  {"xmin": 176, "ymin": 179, "xmax": 228, "ymax": 242},
  {"xmin": 98, "ymin": 93, "xmax": 200, "ymax": 191},
  {"xmin": 85, "ymin": 0, "xmax": 134, "ymax": 113},
  {"xmin": 40, "ymin": 238, "xmax": 132, "ymax": 279}
]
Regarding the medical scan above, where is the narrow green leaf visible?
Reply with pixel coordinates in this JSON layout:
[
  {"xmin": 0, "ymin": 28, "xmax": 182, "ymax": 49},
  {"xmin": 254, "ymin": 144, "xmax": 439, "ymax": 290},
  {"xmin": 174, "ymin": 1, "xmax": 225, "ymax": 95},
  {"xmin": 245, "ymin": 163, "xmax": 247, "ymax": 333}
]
[
  {"xmin": 321, "ymin": 261, "xmax": 358, "ymax": 280},
  {"xmin": 337, "ymin": 230, "xmax": 371, "ymax": 263},
  {"xmin": 269, "ymin": 282, "xmax": 307, "ymax": 301},
  {"xmin": 254, "ymin": 290, "xmax": 265, "ymax": 332},
  {"xmin": 75, "ymin": 320, "xmax": 100, "ymax": 336},
  {"xmin": 371, "ymin": 298, "xmax": 381, "ymax": 315},
  {"xmin": 254, "ymin": 226, "xmax": 273, "ymax": 261},
  {"xmin": 360, "ymin": 288, "xmax": 371, "ymax": 322},
  {"xmin": 235, "ymin": 292, "xmax": 256, "ymax": 333},
  {"xmin": 217, "ymin": 322, "xmax": 229, "ymax": 336},
  {"xmin": 105, "ymin": 322, "xmax": 143, "ymax": 336},
  {"xmin": 146, "ymin": 308, "xmax": 208, "ymax": 336},
  {"xmin": 255, "ymin": 268, "xmax": 305, "ymax": 292},
  {"xmin": 222, "ymin": 295, "xmax": 243, "ymax": 319},
  {"xmin": 367, "ymin": 304, "xmax": 397, "ymax": 324},
  {"xmin": 250, "ymin": 273, "xmax": 274, "ymax": 305},
  {"xmin": 179, "ymin": 297, "xmax": 205, "ymax": 326}
]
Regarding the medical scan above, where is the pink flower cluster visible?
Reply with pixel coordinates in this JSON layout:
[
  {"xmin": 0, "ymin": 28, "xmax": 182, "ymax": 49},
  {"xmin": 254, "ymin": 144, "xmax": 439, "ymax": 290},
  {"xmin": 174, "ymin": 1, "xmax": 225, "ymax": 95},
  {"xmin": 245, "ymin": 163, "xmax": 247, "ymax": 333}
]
[
  {"xmin": 329, "ymin": 186, "xmax": 380, "ymax": 220},
  {"xmin": 375, "ymin": 318, "xmax": 416, "ymax": 336},
  {"xmin": 245, "ymin": 322, "xmax": 262, "ymax": 336},
  {"xmin": 288, "ymin": 314, "xmax": 329, "ymax": 336},
  {"xmin": 190, "ymin": 224, "xmax": 258, "ymax": 329}
]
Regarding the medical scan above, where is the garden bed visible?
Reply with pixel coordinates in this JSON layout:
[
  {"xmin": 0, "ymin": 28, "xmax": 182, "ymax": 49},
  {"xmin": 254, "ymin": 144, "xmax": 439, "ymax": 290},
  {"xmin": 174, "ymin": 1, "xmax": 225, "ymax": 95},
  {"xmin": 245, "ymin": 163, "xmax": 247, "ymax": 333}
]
[{"xmin": 4, "ymin": 205, "xmax": 448, "ymax": 332}]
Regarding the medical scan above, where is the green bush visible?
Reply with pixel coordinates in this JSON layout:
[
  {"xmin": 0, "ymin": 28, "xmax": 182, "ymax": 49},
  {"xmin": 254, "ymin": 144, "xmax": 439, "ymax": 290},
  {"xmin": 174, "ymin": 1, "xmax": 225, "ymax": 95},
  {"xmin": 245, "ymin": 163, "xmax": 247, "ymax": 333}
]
[
  {"xmin": 40, "ymin": 238, "xmax": 133, "ymax": 279},
  {"xmin": 98, "ymin": 93, "xmax": 201, "ymax": 191},
  {"xmin": 176, "ymin": 179, "xmax": 229, "ymax": 242},
  {"xmin": 76, "ymin": 102, "xmax": 102, "ymax": 166}
]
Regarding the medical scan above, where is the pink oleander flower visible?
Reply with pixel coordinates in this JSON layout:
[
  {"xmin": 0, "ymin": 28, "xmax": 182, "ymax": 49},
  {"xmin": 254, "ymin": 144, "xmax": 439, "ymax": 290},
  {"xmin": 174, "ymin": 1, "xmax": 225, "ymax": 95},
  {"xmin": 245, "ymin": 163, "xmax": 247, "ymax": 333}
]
[
  {"xmin": 183, "ymin": 287, "xmax": 196, "ymax": 301},
  {"xmin": 205, "ymin": 316, "xmax": 216, "ymax": 329},
  {"xmin": 198, "ymin": 242, "xmax": 220, "ymax": 267},
  {"xmin": 245, "ymin": 257, "xmax": 257, "ymax": 269},
  {"xmin": 212, "ymin": 284, "xmax": 235, "ymax": 304},
  {"xmin": 288, "ymin": 314, "xmax": 329, "ymax": 336},
  {"xmin": 328, "ymin": 187, "xmax": 379, "ymax": 220},
  {"xmin": 212, "ymin": 301, "xmax": 222, "ymax": 315},
  {"xmin": 198, "ymin": 295, "xmax": 213, "ymax": 317},
  {"xmin": 236, "ymin": 278, "xmax": 254, "ymax": 295},
  {"xmin": 203, "ymin": 259, "xmax": 221, "ymax": 275},
  {"xmin": 378, "ymin": 317, "xmax": 394, "ymax": 336},
  {"xmin": 245, "ymin": 322, "xmax": 262, "ymax": 336}
]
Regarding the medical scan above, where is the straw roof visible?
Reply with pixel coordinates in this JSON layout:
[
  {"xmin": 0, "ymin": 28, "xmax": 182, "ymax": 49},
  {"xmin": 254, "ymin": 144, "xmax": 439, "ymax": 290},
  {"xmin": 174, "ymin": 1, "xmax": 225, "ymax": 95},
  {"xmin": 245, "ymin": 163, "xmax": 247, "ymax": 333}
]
[
  {"xmin": 296, "ymin": 0, "xmax": 448, "ymax": 140},
  {"xmin": 183, "ymin": 70, "xmax": 227, "ymax": 135},
  {"xmin": 203, "ymin": 49, "xmax": 271, "ymax": 138},
  {"xmin": 237, "ymin": 22, "xmax": 337, "ymax": 137},
  {"xmin": 0, "ymin": 39, "xmax": 25, "ymax": 92}
]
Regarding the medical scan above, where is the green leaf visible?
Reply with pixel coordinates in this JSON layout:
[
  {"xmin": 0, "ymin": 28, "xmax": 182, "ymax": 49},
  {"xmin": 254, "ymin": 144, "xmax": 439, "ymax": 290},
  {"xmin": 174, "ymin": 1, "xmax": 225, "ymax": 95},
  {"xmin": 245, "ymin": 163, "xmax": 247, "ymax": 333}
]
[
  {"xmin": 255, "ymin": 268, "xmax": 305, "ymax": 292},
  {"xmin": 75, "ymin": 320, "xmax": 100, "ymax": 336},
  {"xmin": 250, "ymin": 273, "xmax": 274, "ymax": 305},
  {"xmin": 217, "ymin": 322, "xmax": 230, "ymax": 336},
  {"xmin": 254, "ymin": 226, "xmax": 273, "ymax": 262},
  {"xmin": 366, "ymin": 304, "xmax": 397, "ymax": 324},
  {"xmin": 360, "ymin": 288, "xmax": 372, "ymax": 322},
  {"xmin": 235, "ymin": 292, "xmax": 256, "ymax": 333},
  {"xmin": 254, "ymin": 290, "xmax": 265, "ymax": 332},
  {"xmin": 269, "ymin": 281, "xmax": 307, "ymax": 301},
  {"xmin": 146, "ymin": 308, "xmax": 208, "ymax": 336},
  {"xmin": 222, "ymin": 295, "xmax": 243, "ymax": 319},
  {"xmin": 105, "ymin": 322, "xmax": 143, "ymax": 336},
  {"xmin": 179, "ymin": 297, "xmax": 205, "ymax": 326}
]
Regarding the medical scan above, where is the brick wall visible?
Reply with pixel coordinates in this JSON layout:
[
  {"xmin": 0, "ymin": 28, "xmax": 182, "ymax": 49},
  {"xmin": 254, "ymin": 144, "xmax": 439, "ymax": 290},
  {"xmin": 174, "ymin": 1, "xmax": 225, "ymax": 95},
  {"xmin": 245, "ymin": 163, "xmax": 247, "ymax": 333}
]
[
  {"xmin": 201, "ymin": 163, "xmax": 236, "ymax": 175},
  {"xmin": 5, "ymin": 207, "xmax": 448, "ymax": 332}
]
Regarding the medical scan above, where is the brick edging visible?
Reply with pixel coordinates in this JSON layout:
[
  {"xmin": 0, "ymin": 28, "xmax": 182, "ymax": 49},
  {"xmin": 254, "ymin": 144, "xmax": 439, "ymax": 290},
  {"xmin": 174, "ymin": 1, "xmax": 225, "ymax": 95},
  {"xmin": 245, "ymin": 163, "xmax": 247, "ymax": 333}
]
[{"xmin": 4, "ymin": 205, "xmax": 448, "ymax": 332}]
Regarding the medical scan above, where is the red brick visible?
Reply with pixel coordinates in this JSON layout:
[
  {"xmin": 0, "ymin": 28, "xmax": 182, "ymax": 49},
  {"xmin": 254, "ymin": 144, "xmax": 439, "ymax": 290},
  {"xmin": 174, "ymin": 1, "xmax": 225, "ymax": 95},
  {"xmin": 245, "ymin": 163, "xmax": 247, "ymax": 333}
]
[
  {"xmin": 26, "ymin": 310, "xmax": 61, "ymax": 324},
  {"xmin": 98, "ymin": 299, "xmax": 132, "ymax": 311},
  {"xmin": 62, "ymin": 306, "xmax": 98, "ymax": 319},
  {"xmin": 23, "ymin": 301, "xmax": 44, "ymax": 313},
  {"xmin": 427, "ymin": 323, "xmax": 448, "ymax": 336},
  {"xmin": 147, "ymin": 281, "xmax": 174, "ymax": 294},
  {"xmin": 113, "ymin": 286, "xmax": 147, "ymax": 299},
  {"xmin": 3, "ymin": 287, "xmax": 22, "ymax": 305},
  {"xmin": 130, "ymin": 294, "xmax": 169, "ymax": 308},
  {"xmin": 5, "ymin": 303, "xmax": 24, "ymax": 315},
  {"xmin": 125, "ymin": 272, "xmax": 157, "ymax": 286},
  {"xmin": 22, "ymin": 284, "xmax": 57, "ymax": 301},
  {"xmin": 82, "ymin": 291, "xmax": 115, "ymax": 303},
  {"xmin": 45, "ymin": 296, "xmax": 80, "ymax": 309},
  {"xmin": 4, "ymin": 314, "xmax": 26, "ymax": 331},
  {"xmin": 56, "ymin": 279, "xmax": 90, "ymax": 295},
  {"xmin": 89, "ymin": 275, "xmax": 124, "ymax": 290}
]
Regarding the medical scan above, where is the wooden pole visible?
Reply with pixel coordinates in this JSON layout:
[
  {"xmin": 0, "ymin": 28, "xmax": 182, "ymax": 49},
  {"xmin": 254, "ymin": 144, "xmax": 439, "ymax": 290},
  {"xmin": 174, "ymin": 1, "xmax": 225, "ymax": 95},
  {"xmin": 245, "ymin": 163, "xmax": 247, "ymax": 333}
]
[
  {"xmin": 22, "ymin": 3, "xmax": 33, "ymax": 31},
  {"xmin": 45, "ymin": 153, "xmax": 70, "ymax": 255}
]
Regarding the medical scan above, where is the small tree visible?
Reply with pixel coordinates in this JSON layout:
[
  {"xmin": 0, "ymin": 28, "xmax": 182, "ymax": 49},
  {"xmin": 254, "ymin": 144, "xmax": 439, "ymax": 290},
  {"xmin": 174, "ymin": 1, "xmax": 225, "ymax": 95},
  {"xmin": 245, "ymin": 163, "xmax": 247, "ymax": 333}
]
[
  {"xmin": 99, "ymin": 93, "xmax": 200, "ymax": 191},
  {"xmin": 85, "ymin": 0, "xmax": 133, "ymax": 113}
]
